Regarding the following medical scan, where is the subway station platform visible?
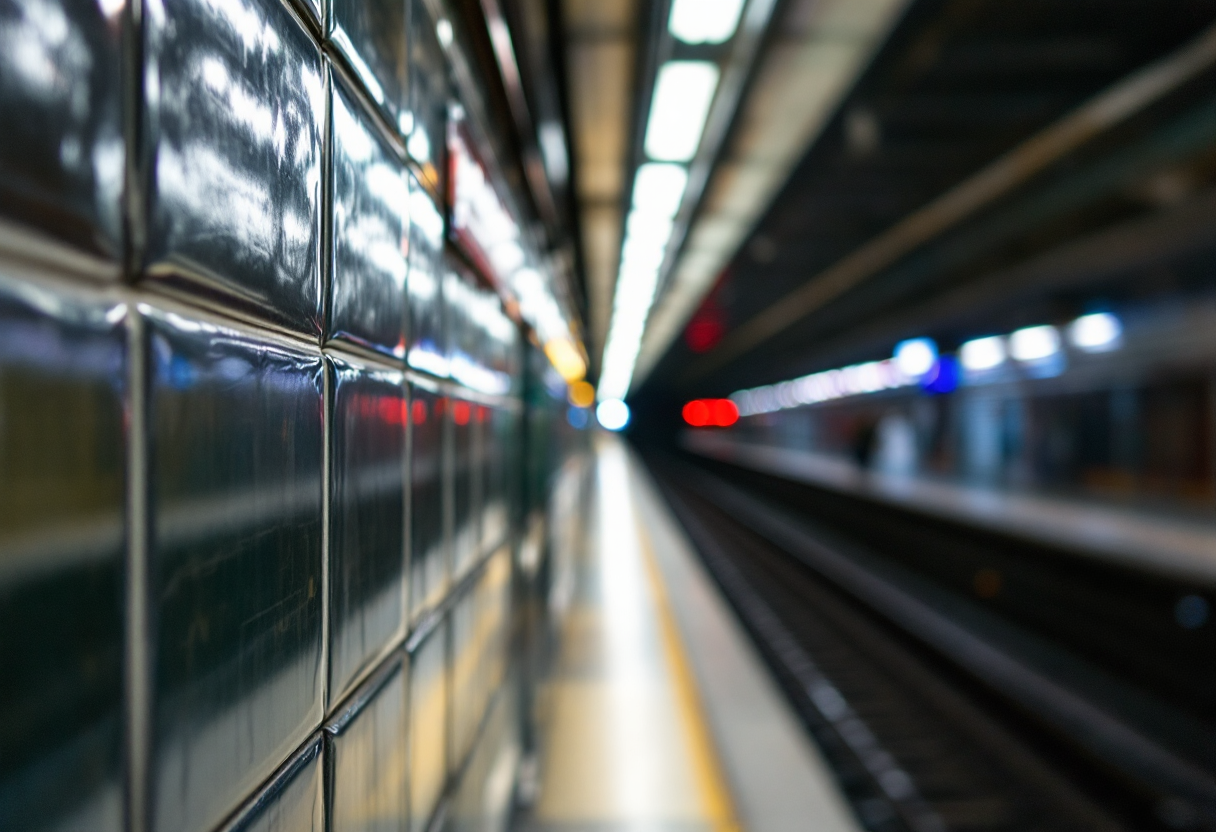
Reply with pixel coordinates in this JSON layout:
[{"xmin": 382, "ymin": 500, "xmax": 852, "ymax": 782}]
[{"xmin": 515, "ymin": 439, "xmax": 860, "ymax": 832}]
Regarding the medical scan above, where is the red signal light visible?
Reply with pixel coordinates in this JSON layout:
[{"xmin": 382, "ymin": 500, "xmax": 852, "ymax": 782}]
[
  {"xmin": 682, "ymin": 398, "xmax": 739, "ymax": 427},
  {"xmin": 682, "ymin": 400, "xmax": 710, "ymax": 427},
  {"xmin": 712, "ymin": 398, "xmax": 739, "ymax": 426}
]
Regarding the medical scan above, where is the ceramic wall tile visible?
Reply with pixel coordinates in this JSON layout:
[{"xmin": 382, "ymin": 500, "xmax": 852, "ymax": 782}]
[
  {"xmin": 328, "ymin": 76, "xmax": 409, "ymax": 360},
  {"xmin": 450, "ymin": 395, "xmax": 478, "ymax": 580},
  {"xmin": 0, "ymin": 0, "xmax": 125, "ymax": 263},
  {"xmin": 142, "ymin": 0, "xmax": 325, "ymax": 335},
  {"xmin": 406, "ymin": 0, "xmax": 446, "ymax": 193},
  {"xmin": 145, "ymin": 307, "xmax": 324, "ymax": 832},
  {"xmin": 406, "ymin": 175, "xmax": 446, "ymax": 378},
  {"xmin": 327, "ymin": 660, "xmax": 408, "ymax": 832},
  {"xmin": 0, "ymin": 272, "xmax": 125, "ymax": 832},
  {"xmin": 328, "ymin": 353, "xmax": 407, "ymax": 702},
  {"xmin": 329, "ymin": 0, "xmax": 408, "ymax": 134},
  {"xmin": 408, "ymin": 380, "xmax": 445, "ymax": 620},
  {"xmin": 220, "ymin": 736, "xmax": 324, "ymax": 832},
  {"xmin": 407, "ymin": 622, "xmax": 447, "ymax": 832}
]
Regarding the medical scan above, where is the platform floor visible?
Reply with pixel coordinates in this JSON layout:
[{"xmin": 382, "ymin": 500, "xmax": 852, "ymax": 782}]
[{"xmin": 517, "ymin": 438, "xmax": 860, "ymax": 832}]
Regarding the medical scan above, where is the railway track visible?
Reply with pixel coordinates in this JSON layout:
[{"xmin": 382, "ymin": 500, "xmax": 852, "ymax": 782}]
[{"xmin": 649, "ymin": 453, "xmax": 1216, "ymax": 832}]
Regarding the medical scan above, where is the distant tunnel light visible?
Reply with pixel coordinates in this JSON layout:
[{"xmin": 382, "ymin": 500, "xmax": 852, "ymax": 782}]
[
  {"xmin": 682, "ymin": 398, "xmax": 738, "ymax": 427},
  {"xmin": 1069, "ymin": 313, "xmax": 1122, "ymax": 352},
  {"xmin": 644, "ymin": 61, "xmax": 720, "ymax": 162},
  {"xmin": 959, "ymin": 336, "xmax": 1006, "ymax": 371},
  {"xmin": 668, "ymin": 0, "xmax": 745, "ymax": 44},
  {"xmin": 1009, "ymin": 325, "xmax": 1060, "ymax": 362},
  {"xmin": 597, "ymin": 398, "xmax": 631, "ymax": 431},
  {"xmin": 894, "ymin": 338, "xmax": 937, "ymax": 378}
]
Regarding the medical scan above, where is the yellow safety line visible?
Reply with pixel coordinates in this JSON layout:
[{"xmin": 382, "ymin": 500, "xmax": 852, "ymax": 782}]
[{"xmin": 637, "ymin": 517, "xmax": 743, "ymax": 832}]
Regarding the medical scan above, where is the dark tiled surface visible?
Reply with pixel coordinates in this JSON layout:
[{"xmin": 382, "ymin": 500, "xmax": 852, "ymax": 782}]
[
  {"xmin": 406, "ymin": 176, "xmax": 447, "ymax": 378},
  {"xmin": 0, "ymin": 0, "xmax": 125, "ymax": 261},
  {"xmin": 409, "ymin": 380, "xmax": 446, "ymax": 620},
  {"xmin": 327, "ymin": 660, "xmax": 407, "ymax": 832},
  {"xmin": 0, "ymin": 273, "xmax": 125, "ymax": 832},
  {"xmin": 147, "ymin": 307, "xmax": 324, "ymax": 832},
  {"xmin": 406, "ymin": 0, "xmax": 447, "ymax": 193},
  {"xmin": 328, "ymin": 75, "xmax": 410, "ymax": 360},
  {"xmin": 449, "ymin": 587, "xmax": 479, "ymax": 767},
  {"xmin": 142, "ymin": 0, "xmax": 325, "ymax": 336},
  {"xmin": 2, "ymin": 0, "xmax": 532, "ymax": 821},
  {"xmin": 451, "ymin": 396, "xmax": 478, "ymax": 580},
  {"xmin": 483, "ymin": 407, "xmax": 509, "ymax": 551},
  {"xmin": 328, "ymin": 354, "xmax": 407, "ymax": 702},
  {"xmin": 329, "ymin": 0, "xmax": 408, "ymax": 134},
  {"xmin": 408, "ymin": 621, "xmax": 448, "ymax": 832},
  {"xmin": 224, "ymin": 736, "xmax": 325, "ymax": 832}
]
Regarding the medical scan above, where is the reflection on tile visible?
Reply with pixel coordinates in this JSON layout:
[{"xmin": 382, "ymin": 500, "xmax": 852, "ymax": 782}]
[
  {"xmin": 482, "ymin": 407, "xmax": 509, "ymax": 551},
  {"xmin": 146, "ymin": 307, "xmax": 324, "ymax": 832},
  {"xmin": 328, "ymin": 660, "xmax": 407, "ymax": 832},
  {"xmin": 408, "ymin": 622, "xmax": 448, "ymax": 832},
  {"xmin": 406, "ymin": 176, "xmax": 446, "ymax": 377},
  {"xmin": 143, "ymin": 0, "xmax": 325, "ymax": 335},
  {"xmin": 329, "ymin": 353, "xmax": 407, "ymax": 702},
  {"xmin": 0, "ymin": 273, "xmax": 125, "ymax": 832},
  {"xmin": 407, "ymin": 0, "xmax": 447, "ymax": 192},
  {"xmin": 0, "ymin": 0, "xmax": 124, "ymax": 262},
  {"xmin": 330, "ymin": 0, "xmax": 407, "ymax": 132},
  {"xmin": 451, "ymin": 395, "xmax": 478, "ymax": 579},
  {"xmin": 409, "ymin": 380, "xmax": 446, "ymax": 620},
  {"xmin": 449, "ymin": 588, "xmax": 479, "ymax": 768},
  {"xmin": 328, "ymin": 75, "xmax": 409, "ymax": 360},
  {"xmin": 479, "ymin": 548, "xmax": 510, "ymax": 705},
  {"xmin": 221, "ymin": 736, "xmax": 324, "ymax": 832}
]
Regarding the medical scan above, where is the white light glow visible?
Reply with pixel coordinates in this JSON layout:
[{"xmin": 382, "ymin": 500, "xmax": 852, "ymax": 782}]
[
  {"xmin": 632, "ymin": 163, "xmax": 688, "ymax": 218},
  {"xmin": 730, "ymin": 358, "xmax": 913, "ymax": 417},
  {"xmin": 644, "ymin": 61, "xmax": 720, "ymax": 162},
  {"xmin": 597, "ymin": 399, "xmax": 631, "ymax": 431},
  {"xmin": 668, "ymin": 0, "xmax": 745, "ymax": 44},
  {"xmin": 959, "ymin": 336, "xmax": 1006, "ymax": 371},
  {"xmin": 894, "ymin": 338, "xmax": 937, "ymax": 378},
  {"xmin": 1009, "ymin": 325, "xmax": 1060, "ymax": 362},
  {"xmin": 1069, "ymin": 313, "xmax": 1122, "ymax": 352}
]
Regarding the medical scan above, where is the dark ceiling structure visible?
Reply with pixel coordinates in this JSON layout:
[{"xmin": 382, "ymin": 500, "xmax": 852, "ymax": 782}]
[{"xmin": 627, "ymin": 0, "xmax": 1216, "ymax": 417}]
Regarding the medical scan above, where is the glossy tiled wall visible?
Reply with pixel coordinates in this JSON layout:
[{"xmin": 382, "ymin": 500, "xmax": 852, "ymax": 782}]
[{"xmin": 0, "ymin": 0, "xmax": 527, "ymax": 828}]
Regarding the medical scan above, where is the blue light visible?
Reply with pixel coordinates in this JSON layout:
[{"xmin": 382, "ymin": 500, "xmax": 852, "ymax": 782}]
[
  {"xmin": 921, "ymin": 355, "xmax": 959, "ymax": 394},
  {"xmin": 567, "ymin": 406, "xmax": 589, "ymax": 430}
]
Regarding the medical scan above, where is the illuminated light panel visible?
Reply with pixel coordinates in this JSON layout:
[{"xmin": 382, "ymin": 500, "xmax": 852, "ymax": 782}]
[
  {"xmin": 959, "ymin": 336, "xmax": 1006, "ymax": 371},
  {"xmin": 668, "ymin": 0, "xmax": 745, "ymax": 44},
  {"xmin": 644, "ymin": 61, "xmax": 720, "ymax": 162},
  {"xmin": 596, "ymin": 399, "xmax": 630, "ymax": 431},
  {"xmin": 732, "ymin": 359, "xmax": 913, "ymax": 417},
  {"xmin": 894, "ymin": 338, "xmax": 937, "ymax": 378},
  {"xmin": 1009, "ymin": 325, "xmax": 1060, "ymax": 362},
  {"xmin": 632, "ymin": 163, "xmax": 689, "ymax": 217},
  {"xmin": 1069, "ymin": 312, "xmax": 1122, "ymax": 352}
]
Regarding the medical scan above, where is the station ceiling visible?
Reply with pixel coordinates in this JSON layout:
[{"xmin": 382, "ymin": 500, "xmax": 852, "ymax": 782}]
[{"xmin": 553, "ymin": 0, "xmax": 1216, "ymax": 402}]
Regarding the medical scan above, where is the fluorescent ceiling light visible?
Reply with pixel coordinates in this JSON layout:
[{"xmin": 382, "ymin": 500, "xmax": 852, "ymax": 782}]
[
  {"xmin": 631, "ymin": 163, "xmax": 688, "ymax": 218},
  {"xmin": 959, "ymin": 336, "xmax": 1006, "ymax": 371},
  {"xmin": 644, "ymin": 61, "xmax": 720, "ymax": 162},
  {"xmin": 668, "ymin": 0, "xmax": 745, "ymax": 44},
  {"xmin": 893, "ymin": 338, "xmax": 937, "ymax": 378},
  {"xmin": 1069, "ymin": 313, "xmax": 1122, "ymax": 352},
  {"xmin": 1009, "ymin": 325, "xmax": 1060, "ymax": 362}
]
